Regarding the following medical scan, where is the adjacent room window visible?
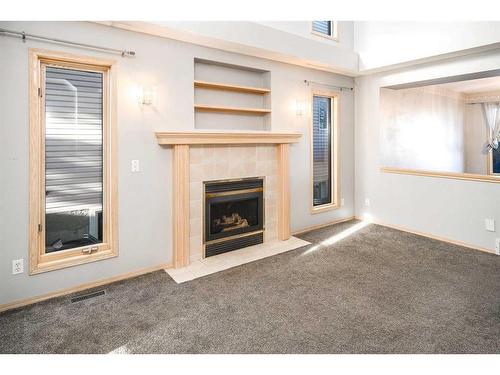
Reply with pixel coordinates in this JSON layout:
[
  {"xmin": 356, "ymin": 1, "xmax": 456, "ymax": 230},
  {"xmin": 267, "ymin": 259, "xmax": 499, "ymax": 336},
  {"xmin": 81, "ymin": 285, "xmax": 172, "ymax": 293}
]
[
  {"xmin": 491, "ymin": 147, "xmax": 500, "ymax": 174},
  {"xmin": 311, "ymin": 21, "xmax": 338, "ymax": 40},
  {"xmin": 29, "ymin": 49, "xmax": 117, "ymax": 274},
  {"xmin": 311, "ymin": 91, "xmax": 339, "ymax": 212}
]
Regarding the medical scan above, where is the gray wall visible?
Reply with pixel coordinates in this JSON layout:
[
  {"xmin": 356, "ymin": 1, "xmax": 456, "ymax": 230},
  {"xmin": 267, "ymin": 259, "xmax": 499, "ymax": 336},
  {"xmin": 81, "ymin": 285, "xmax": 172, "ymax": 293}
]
[
  {"xmin": 0, "ymin": 21, "xmax": 354, "ymax": 305},
  {"xmin": 355, "ymin": 50, "xmax": 500, "ymax": 252}
]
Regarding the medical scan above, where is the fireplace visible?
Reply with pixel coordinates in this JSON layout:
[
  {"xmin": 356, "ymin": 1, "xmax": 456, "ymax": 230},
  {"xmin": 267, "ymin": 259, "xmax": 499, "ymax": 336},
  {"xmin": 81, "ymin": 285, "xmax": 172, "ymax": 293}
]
[{"xmin": 204, "ymin": 178, "xmax": 264, "ymax": 257}]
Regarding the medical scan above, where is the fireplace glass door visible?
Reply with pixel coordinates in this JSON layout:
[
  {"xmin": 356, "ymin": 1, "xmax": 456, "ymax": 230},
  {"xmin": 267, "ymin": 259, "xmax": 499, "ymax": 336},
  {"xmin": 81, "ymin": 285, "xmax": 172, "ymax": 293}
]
[{"xmin": 204, "ymin": 179, "xmax": 264, "ymax": 243}]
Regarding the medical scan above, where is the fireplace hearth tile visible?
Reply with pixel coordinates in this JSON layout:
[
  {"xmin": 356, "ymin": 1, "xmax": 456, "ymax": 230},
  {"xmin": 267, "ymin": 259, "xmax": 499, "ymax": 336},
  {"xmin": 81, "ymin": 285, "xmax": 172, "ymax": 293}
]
[{"xmin": 164, "ymin": 236, "xmax": 310, "ymax": 284}]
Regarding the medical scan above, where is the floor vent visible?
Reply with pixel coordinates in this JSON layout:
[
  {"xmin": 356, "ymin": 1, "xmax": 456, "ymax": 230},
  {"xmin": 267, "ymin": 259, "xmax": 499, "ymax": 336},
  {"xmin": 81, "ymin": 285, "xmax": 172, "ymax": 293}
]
[{"xmin": 70, "ymin": 290, "xmax": 105, "ymax": 303}]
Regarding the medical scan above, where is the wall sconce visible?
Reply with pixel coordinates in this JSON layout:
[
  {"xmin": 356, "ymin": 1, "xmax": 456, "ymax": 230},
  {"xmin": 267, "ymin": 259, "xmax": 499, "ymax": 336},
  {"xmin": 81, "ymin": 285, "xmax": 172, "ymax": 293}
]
[
  {"xmin": 295, "ymin": 100, "xmax": 306, "ymax": 116},
  {"xmin": 138, "ymin": 86, "xmax": 156, "ymax": 106}
]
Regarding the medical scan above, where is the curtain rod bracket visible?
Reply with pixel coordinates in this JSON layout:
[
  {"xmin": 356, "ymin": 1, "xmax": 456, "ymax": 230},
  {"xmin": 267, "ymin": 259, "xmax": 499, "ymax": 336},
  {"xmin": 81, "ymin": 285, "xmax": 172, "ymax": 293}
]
[{"xmin": 21, "ymin": 31, "xmax": 26, "ymax": 43}]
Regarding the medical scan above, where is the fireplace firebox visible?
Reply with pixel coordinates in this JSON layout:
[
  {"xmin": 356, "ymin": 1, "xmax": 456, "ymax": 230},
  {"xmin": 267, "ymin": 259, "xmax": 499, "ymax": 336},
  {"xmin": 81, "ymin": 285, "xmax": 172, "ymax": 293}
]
[{"xmin": 204, "ymin": 178, "xmax": 264, "ymax": 257}]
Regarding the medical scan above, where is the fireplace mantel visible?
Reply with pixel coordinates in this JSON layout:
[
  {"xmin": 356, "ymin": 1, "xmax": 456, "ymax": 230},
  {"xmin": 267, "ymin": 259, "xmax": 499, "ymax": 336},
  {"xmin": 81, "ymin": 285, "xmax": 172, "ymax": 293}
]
[
  {"xmin": 155, "ymin": 131, "xmax": 302, "ymax": 145},
  {"xmin": 156, "ymin": 130, "xmax": 302, "ymax": 268}
]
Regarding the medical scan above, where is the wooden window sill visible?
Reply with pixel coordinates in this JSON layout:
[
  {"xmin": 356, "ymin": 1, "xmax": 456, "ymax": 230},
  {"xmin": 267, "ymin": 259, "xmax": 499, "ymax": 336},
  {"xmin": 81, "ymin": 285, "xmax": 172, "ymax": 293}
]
[
  {"xmin": 31, "ymin": 248, "xmax": 118, "ymax": 275},
  {"xmin": 380, "ymin": 167, "xmax": 500, "ymax": 184},
  {"xmin": 311, "ymin": 203, "xmax": 340, "ymax": 214}
]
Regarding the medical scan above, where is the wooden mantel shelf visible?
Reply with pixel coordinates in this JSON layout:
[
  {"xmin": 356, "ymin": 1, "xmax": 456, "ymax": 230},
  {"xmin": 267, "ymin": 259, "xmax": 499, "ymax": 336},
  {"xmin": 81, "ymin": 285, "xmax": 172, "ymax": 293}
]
[{"xmin": 155, "ymin": 131, "xmax": 302, "ymax": 145}]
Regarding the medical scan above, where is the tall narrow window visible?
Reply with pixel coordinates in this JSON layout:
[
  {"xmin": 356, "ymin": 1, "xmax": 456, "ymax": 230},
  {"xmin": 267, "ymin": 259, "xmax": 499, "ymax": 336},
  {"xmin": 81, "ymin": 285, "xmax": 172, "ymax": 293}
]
[
  {"xmin": 311, "ymin": 91, "xmax": 339, "ymax": 212},
  {"xmin": 311, "ymin": 21, "xmax": 338, "ymax": 40},
  {"xmin": 29, "ymin": 49, "xmax": 117, "ymax": 274}
]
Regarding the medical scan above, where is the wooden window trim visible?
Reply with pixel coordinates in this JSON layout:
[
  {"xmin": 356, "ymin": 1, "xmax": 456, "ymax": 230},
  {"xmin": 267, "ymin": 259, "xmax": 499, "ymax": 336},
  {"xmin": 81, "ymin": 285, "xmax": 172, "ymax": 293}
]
[
  {"xmin": 310, "ymin": 21, "xmax": 339, "ymax": 42},
  {"xmin": 380, "ymin": 167, "xmax": 500, "ymax": 183},
  {"xmin": 29, "ymin": 48, "xmax": 118, "ymax": 274},
  {"xmin": 310, "ymin": 89, "xmax": 340, "ymax": 214}
]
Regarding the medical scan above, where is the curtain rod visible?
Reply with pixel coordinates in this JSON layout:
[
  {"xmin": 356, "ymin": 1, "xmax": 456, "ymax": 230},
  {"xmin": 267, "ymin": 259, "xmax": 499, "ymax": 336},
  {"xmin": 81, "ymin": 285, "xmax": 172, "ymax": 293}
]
[
  {"xmin": 304, "ymin": 80, "xmax": 353, "ymax": 91},
  {"xmin": 466, "ymin": 100, "xmax": 500, "ymax": 104},
  {"xmin": 0, "ymin": 27, "xmax": 136, "ymax": 57}
]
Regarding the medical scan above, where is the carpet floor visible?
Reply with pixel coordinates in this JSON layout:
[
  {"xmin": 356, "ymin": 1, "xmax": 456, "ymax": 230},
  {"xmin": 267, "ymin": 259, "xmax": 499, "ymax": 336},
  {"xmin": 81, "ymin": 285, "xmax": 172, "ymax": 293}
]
[{"xmin": 1, "ymin": 220, "xmax": 499, "ymax": 353}]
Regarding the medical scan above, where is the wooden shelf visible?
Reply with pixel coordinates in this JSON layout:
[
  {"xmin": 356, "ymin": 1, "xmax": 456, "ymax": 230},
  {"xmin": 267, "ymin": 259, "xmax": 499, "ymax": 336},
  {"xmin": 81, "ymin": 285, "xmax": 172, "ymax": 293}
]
[
  {"xmin": 156, "ymin": 131, "xmax": 301, "ymax": 145},
  {"xmin": 194, "ymin": 104, "xmax": 271, "ymax": 116},
  {"xmin": 194, "ymin": 80, "xmax": 270, "ymax": 95}
]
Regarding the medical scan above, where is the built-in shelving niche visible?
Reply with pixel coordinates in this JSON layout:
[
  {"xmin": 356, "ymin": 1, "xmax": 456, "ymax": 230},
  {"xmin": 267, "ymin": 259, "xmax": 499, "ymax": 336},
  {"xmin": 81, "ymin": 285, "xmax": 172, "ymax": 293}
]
[{"xmin": 194, "ymin": 58, "xmax": 271, "ymax": 131}]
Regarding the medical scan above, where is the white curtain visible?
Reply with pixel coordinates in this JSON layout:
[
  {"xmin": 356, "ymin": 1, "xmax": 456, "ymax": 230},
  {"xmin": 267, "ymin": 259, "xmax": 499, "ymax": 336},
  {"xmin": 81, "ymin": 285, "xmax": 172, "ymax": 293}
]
[{"xmin": 482, "ymin": 102, "xmax": 500, "ymax": 150}]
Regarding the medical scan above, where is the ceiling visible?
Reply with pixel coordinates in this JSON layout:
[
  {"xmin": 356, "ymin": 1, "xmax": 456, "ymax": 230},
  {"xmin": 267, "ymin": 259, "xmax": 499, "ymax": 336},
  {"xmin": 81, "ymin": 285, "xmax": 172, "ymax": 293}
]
[{"xmin": 434, "ymin": 75, "xmax": 500, "ymax": 94}]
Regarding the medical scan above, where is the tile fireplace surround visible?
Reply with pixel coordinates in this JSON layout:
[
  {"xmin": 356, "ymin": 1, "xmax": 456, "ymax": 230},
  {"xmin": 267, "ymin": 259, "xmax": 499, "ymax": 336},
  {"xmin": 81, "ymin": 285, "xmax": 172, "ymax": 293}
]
[{"xmin": 156, "ymin": 131, "xmax": 302, "ymax": 270}]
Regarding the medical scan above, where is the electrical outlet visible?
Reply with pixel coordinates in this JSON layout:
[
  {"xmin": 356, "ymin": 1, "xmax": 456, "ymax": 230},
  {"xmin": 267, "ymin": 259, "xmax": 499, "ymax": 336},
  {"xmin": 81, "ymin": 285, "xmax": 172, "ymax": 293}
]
[
  {"xmin": 12, "ymin": 259, "xmax": 24, "ymax": 275},
  {"xmin": 340, "ymin": 198, "xmax": 345, "ymax": 207},
  {"xmin": 495, "ymin": 239, "xmax": 500, "ymax": 255},
  {"xmin": 365, "ymin": 198, "xmax": 370, "ymax": 207},
  {"xmin": 131, "ymin": 159, "xmax": 140, "ymax": 172},
  {"xmin": 485, "ymin": 218, "xmax": 495, "ymax": 232}
]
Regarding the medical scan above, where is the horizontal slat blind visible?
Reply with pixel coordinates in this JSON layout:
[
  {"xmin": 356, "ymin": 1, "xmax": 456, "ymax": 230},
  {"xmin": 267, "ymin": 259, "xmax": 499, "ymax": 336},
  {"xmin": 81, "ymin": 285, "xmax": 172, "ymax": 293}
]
[
  {"xmin": 312, "ymin": 95, "xmax": 332, "ymax": 205},
  {"xmin": 44, "ymin": 66, "xmax": 103, "ymax": 214},
  {"xmin": 312, "ymin": 21, "xmax": 332, "ymax": 36}
]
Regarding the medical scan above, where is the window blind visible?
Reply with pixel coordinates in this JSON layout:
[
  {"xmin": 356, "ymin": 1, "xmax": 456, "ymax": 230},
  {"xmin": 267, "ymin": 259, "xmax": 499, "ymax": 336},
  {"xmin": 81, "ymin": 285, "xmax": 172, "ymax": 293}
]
[
  {"xmin": 312, "ymin": 21, "xmax": 332, "ymax": 36},
  {"xmin": 44, "ymin": 66, "xmax": 103, "ymax": 214}
]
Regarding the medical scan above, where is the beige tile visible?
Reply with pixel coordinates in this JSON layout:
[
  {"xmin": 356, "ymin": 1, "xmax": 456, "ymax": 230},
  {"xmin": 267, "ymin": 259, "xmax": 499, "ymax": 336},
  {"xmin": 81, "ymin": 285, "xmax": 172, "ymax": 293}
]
[
  {"xmin": 168, "ymin": 237, "xmax": 311, "ymax": 283},
  {"xmin": 228, "ymin": 146, "xmax": 241, "ymax": 161},
  {"xmin": 265, "ymin": 227, "xmax": 277, "ymax": 241},
  {"xmin": 266, "ymin": 175, "xmax": 277, "ymax": 192},
  {"xmin": 170, "ymin": 271, "xmax": 196, "ymax": 283},
  {"xmin": 256, "ymin": 146, "xmax": 266, "ymax": 160},
  {"xmin": 242, "ymin": 146, "xmax": 257, "ymax": 160},
  {"xmin": 228, "ymin": 163, "xmax": 244, "ymax": 178},
  {"xmin": 200, "ymin": 255, "xmax": 228, "ymax": 267},
  {"xmin": 265, "ymin": 195, "xmax": 276, "ymax": 208},
  {"xmin": 190, "ymin": 264, "xmax": 224, "ymax": 278},
  {"xmin": 203, "ymin": 163, "xmax": 216, "ymax": 180},
  {"xmin": 190, "ymin": 182, "xmax": 202, "ymax": 201},
  {"xmin": 213, "ymin": 146, "xmax": 229, "ymax": 161},
  {"xmin": 256, "ymin": 161, "xmax": 267, "ymax": 175},
  {"xmin": 190, "ymin": 146, "xmax": 204, "ymax": 165},
  {"xmin": 183, "ymin": 260, "xmax": 205, "ymax": 273},
  {"xmin": 243, "ymin": 161, "xmax": 257, "ymax": 176},
  {"xmin": 202, "ymin": 146, "xmax": 214, "ymax": 163},
  {"xmin": 190, "ymin": 250, "xmax": 203, "ymax": 262},
  {"xmin": 215, "ymin": 161, "xmax": 230, "ymax": 177},
  {"xmin": 190, "ymin": 218, "xmax": 201, "ymax": 237},
  {"xmin": 189, "ymin": 199, "xmax": 201, "ymax": 219},
  {"xmin": 190, "ymin": 164, "xmax": 205, "ymax": 183},
  {"xmin": 189, "ymin": 234, "xmax": 202, "ymax": 255},
  {"xmin": 165, "ymin": 267, "xmax": 191, "ymax": 277}
]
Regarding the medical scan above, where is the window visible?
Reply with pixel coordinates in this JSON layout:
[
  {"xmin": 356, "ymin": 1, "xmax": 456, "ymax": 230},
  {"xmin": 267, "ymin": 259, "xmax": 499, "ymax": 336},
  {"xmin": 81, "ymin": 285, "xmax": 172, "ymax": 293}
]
[
  {"xmin": 311, "ymin": 21, "xmax": 338, "ymax": 40},
  {"xmin": 311, "ymin": 91, "xmax": 339, "ymax": 212},
  {"xmin": 29, "ymin": 49, "xmax": 117, "ymax": 274},
  {"xmin": 491, "ymin": 147, "xmax": 500, "ymax": 174}
]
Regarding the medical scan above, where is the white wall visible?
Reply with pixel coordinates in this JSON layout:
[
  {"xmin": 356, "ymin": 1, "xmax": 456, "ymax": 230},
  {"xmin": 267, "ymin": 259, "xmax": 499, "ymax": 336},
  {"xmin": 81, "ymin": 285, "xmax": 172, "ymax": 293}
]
[
  {"xmin": 354, "ymin": 22, "xmax": 500, "ymax": 72},
  {"xmin": 464, "ymin": 104, "xmax": 489, "ymax": 174},
  {"xmin": 0, "ymin": 21, "xmax": 354, "ymax": 305},
  {"xmin": 103, "ymin": 21, "xmax": 359, "ymax": 75},
  {"xmin": 355, "ymin": 49, "xmax": 500, "ymax": 253},
  {"xmin": 258, "ymin": 21, "xmax": 354, "ymax": 50}
]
